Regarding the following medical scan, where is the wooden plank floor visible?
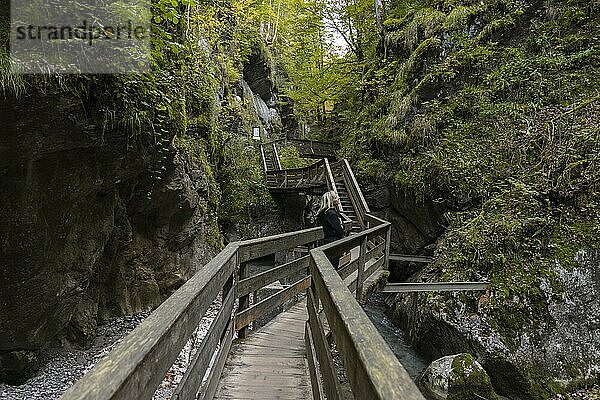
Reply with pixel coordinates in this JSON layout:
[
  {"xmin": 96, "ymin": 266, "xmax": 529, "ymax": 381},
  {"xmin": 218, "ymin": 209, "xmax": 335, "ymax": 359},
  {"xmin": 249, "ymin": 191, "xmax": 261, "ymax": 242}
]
[{"xmin": 214, "ymin": 300, "xmax": 312, "ymax": 400}]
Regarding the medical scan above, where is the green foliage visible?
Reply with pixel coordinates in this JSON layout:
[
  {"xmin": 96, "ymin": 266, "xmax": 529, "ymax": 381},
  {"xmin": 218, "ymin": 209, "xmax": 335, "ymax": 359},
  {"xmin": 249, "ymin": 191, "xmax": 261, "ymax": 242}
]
[
  {"xmin": 278, "ymin": 145, "xmax": 314, "ymax": 169},
  {"xmin": 321, "ymin": 0, "xmax": 600, "ymax": 392},
  {"xmin": 216, "ymin": 137, "xmax": 276, "ymax": 225},
  {"xmin": 173, "ymin": 133, "xmax": 220, "ymax": 209}
]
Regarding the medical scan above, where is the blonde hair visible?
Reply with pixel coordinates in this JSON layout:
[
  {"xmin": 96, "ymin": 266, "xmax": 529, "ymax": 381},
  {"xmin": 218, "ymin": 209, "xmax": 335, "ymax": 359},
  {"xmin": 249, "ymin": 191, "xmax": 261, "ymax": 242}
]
[{"xmin": 317, "ymin": 190, "xmax": 338, "ymax": 215}]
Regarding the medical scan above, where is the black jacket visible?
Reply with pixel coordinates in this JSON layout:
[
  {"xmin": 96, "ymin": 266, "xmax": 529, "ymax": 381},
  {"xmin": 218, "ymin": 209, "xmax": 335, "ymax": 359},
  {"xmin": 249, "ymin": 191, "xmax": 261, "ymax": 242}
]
[{"xmin": 317, "ymin": 208, "xmax": 344, "ymax": 244}]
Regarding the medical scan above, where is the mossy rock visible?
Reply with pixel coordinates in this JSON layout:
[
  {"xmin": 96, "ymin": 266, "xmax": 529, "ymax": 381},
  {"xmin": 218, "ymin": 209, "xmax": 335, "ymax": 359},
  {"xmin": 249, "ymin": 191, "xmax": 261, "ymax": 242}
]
[
  {"xmin": 449, "ymin": 353, "xmax": 498, "ymax": 400},
  {"xmin": 420, "ymin": 353, "xmax": 499, "ymax": 400}
]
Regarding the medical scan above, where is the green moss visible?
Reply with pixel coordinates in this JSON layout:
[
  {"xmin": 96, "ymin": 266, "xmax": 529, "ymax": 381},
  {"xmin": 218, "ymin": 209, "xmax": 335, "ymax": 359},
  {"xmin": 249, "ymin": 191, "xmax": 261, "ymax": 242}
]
[
  {"xmin": 443, "ymin": 5, "xmax": 480, "ymax": 31},
  {"xmin": 383, "ymin": 10, "xmax": 415, "ymax": 31},
  {"xmin": 448, "ymin": 353, "xmax": 498, "ymax": 400},
  {"xmin": 173, "ymin": 133, "xmax": 220, "ymax": 209},
  {"xmin": 204, "ymin": 220, "xmax": 224, "ymax": 251}
]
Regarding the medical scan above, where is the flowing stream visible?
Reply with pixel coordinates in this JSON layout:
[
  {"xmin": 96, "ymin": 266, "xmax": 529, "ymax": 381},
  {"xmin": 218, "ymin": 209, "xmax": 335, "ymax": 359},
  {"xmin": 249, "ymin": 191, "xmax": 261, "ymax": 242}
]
[{"xmin": 364, "ymin": 293, "xmax": 429, "ymax": 382}]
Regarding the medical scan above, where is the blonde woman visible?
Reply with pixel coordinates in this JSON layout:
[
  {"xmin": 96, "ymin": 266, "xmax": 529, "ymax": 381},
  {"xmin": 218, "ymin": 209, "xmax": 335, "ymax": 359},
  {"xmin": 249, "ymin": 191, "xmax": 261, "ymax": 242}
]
[{"xmin": 317, "ymin": 190, "xmax": 344, "ymax": 268}]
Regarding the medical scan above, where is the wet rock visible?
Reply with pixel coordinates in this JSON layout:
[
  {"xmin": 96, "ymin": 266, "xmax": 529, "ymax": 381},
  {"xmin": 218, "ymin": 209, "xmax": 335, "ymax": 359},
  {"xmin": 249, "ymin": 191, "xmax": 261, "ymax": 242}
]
[
  {"xmin": 243, "ymin": 45, "xmax": 274, "ymax": 103},
  {"xmin": 65, "ymin": 295, "xmax": 98, "ymax": 349},
  {"xmin": 363, "ymin": 183, "xmax": 445, "ymax": 255},
  {"xmin": 420, "ymin": 353, "xmax": 498, "ymax": 400}
]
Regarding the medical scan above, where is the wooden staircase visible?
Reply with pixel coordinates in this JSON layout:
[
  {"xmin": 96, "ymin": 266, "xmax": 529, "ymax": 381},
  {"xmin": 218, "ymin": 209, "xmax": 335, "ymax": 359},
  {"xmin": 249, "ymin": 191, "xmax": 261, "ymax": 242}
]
[
  {"xmin": 260, "ymin": 139, "xmax": 368, "ymax": 233},
  {"xmin": 334, "ymin": 178, "xmax": 360, "ymax": 232}
]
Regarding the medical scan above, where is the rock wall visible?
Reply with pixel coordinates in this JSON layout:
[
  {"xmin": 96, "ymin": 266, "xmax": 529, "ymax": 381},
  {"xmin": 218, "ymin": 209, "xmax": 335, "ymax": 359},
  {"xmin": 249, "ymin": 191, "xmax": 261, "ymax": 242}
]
[
  {"xmin": 362, "ymin": 182, "xmax": 446, "ymax": 280},
  {"xmin": 0, "ymin": 88, "xmax": 219, "ymax": 383},
  {"xmin": 389, "ymin": 250, "xmax": 600, "ymax": 399},
  {"xmin": 240, "ymin": 44, "xmax": 297, "ymax": 138},
  {"xmin": 363, "ymin": 183, "xmax": 445, "ymax": 254}
]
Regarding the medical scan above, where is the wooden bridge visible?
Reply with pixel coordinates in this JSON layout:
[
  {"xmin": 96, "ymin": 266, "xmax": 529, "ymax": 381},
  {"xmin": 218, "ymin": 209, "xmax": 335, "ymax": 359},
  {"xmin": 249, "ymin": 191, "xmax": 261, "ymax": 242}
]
[{"xmin": 61, "ymin": 139, "xmax": 427, "ymax": 400}]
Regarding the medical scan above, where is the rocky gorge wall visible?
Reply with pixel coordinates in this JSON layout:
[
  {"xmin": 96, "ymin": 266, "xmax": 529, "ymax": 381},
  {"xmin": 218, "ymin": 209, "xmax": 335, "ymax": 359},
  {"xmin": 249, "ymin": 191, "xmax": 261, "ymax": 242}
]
[
  {"xmin": 0, "ymin": 34, "xmax": 294, "ymax": 384},
  {"xmin": 387, "ymin": 248, "xmax": 600, "ymax": 399},
  {"xmin": 0, "ymin": 88, "xmax": 221, "ymax": 383},
  {"xmin": 344, "ymin": 0, "xmax": 600, "ymax": 397}
]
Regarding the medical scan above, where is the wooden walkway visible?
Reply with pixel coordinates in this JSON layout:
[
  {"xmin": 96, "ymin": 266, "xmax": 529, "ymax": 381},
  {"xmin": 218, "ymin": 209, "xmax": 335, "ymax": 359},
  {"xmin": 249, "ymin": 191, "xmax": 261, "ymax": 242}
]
[{"xmin": 214, "ymin": 300, "xmax": 312, "ymax": 400}]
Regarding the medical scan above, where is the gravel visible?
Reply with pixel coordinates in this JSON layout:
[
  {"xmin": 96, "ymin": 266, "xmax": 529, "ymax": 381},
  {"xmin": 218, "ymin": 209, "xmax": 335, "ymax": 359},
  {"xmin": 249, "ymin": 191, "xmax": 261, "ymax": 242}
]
[
  {"xmin": 0, "ymin": 297, "xmax": 221, "ymax": 400},
  {"xmin": 0, "ymin": 312, "xmax": 150, "ymax": 400}
]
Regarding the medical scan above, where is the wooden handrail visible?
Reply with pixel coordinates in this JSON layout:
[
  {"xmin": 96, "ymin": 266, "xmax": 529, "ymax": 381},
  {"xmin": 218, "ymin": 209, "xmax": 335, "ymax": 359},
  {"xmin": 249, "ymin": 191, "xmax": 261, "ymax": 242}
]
[
  {"xmin": 307, "ymin": 245, "xmax": 424, "ymax": 400},
  {"xmin": 259, "ymin": 144, "xmax": 268, "ymax": 173},
  {"xmin": 342, "ymin": 159, "xmax": 370, "ymax": 214},
  {"xmin": 272, "ymin": 143, "xmax": 282, "ymax": 170},
  {"xmin": 318, "ymin": 220, "xmax": 389, "ymax": 258},
  {"xmin": 61, "ymin": 227, "xmax": 324, "ymax": 400},
  {"xmin": 265, "ymin": 166, "xmax": 328, "ymax": 191},
  {"xmin": 266, "ymin": 158, "xmax": 326, "ymax": 176},
  {"xmin": 238, "ymin": 227, "xmax": 322, "ymax": 262},
  {"xmin": 323, "ymin": 158, "xmax": 337, "ymax": 195}
]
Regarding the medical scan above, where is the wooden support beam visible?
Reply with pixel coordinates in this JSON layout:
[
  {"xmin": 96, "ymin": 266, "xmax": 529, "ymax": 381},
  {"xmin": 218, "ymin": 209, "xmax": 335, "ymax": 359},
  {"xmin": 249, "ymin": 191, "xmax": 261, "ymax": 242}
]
[
  {"xmin": 389, "ymin": 254, "xmax": 434, "ymax": 263},
  {"xmin": 305, "ymin": 322, "xmax": 325, "ymax": 400},
  {"xmin": 237, "ymin": 261, "xmax": 250, "ymax": 339},
  {"xmin": 384, "ymin": 225, "xmax": 391, "ymax": 270},
  {"xmin": 356, "ymin": 236, "xmax": 366, "ymax": 301},
  {"xmin": 307, "ymin": 288, "xmax": 343, "ymax": 400},
  {"xmin": 198, "ymin": 319, "xmax": 234, "ymax": 400},
  {"xmin": 174, "ymin": 288, "xmax": 235, "ymax": 400},
  {"xmin": 381, "ymin": 282, "xmax": 491, "ymax": 293}
]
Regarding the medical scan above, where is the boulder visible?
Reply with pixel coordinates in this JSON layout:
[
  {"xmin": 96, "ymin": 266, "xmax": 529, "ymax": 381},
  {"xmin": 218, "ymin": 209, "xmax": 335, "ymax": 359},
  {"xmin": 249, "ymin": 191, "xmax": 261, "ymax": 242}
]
[{"xmin": 420, "ymin": 353, "xmax": 498, "ymax": 400}]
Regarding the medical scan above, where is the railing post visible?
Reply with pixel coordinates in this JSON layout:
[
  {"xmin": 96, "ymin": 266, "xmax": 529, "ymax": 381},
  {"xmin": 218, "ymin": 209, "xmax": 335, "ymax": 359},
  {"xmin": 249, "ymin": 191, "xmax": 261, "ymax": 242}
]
[
  {"xmin": 308, "ymin": 257, "xmax": 321, "ymax": 310},
  {"xmin": 384, "ymin": 224, "xmax": 391, "ymax": 271},
  {"xmin": 238, "ymin": 261, "xmax": 250, "ymax": 339},
  {"xmin": 259, "ymin": 144, "xmax": 268, "ymax": 174},
  {"xmin": 357, "ymin": 235, "xmax": 367, "ymax": 301}
]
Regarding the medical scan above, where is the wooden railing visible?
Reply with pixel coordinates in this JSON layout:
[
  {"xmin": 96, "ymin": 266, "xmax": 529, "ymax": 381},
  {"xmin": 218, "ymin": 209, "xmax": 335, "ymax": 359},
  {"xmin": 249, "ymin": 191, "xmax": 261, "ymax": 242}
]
[
  {"xmin": 263, "ymin": 138, "xmax": 339, "ymax": 159},
  {"xmin": 323, "ymin": 158, "xmax": 352, "ymax": 230},
  {"xmin": 305, "ymin": 219, "xmax": 424, "ymax": 400},
  {"xmin": 271, "ymin": 142, "xmax": 282, "ymax": 170},
  {"xmin": 340, "ymin": 159, "xmax": 371, "ymax": 229},
  {"xmin": 61, "ymin": 227, "xmax": 324, "ymax": 400},
  {"xmin": 265, "ymin": 159, "xmax": 326, "ymax": 190},
  {"xmin": 61, "ymin": 140, "xmax": 425, "ymax": 400}
]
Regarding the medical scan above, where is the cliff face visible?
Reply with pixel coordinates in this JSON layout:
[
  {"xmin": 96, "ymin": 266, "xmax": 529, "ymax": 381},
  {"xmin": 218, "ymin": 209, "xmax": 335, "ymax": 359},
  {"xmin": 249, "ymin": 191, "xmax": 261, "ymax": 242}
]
[
  {"xmin": 349, "ymin": 0, "xmax": 600, "ymax": 397},
  {"xmin": 0, "ymin": 87, "xmax": 220, "ymax": 383},
  {"xmin": 390, "ymin": 249, "xmax": 600, "ymax": 399},
  {"xmin": 0, "ymin": 26, "xmax": 293, "ymax": 382}
]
